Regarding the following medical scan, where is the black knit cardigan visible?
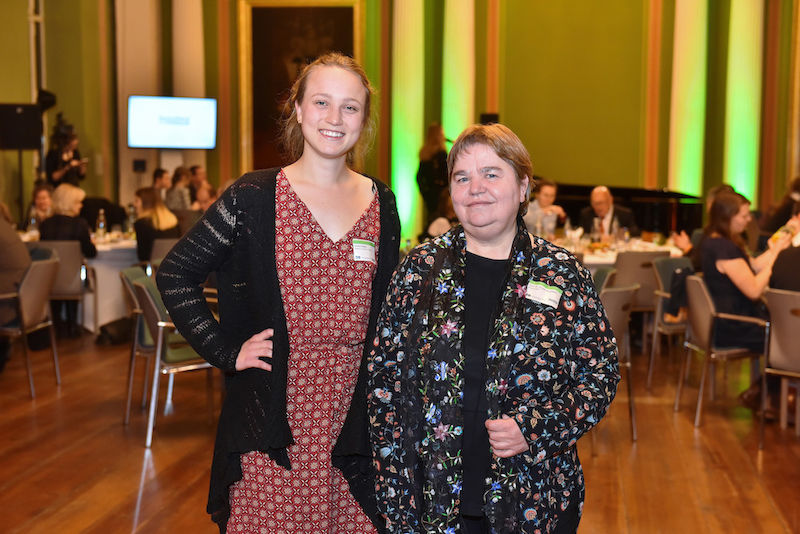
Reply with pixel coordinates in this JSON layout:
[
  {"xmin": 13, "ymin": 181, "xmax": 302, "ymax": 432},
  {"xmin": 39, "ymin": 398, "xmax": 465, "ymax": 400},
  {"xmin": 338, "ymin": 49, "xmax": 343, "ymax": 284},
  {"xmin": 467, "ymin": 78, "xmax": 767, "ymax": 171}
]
[{"xmin": 156, "ymin": 168, "xmax": 400, "ymax": 532}]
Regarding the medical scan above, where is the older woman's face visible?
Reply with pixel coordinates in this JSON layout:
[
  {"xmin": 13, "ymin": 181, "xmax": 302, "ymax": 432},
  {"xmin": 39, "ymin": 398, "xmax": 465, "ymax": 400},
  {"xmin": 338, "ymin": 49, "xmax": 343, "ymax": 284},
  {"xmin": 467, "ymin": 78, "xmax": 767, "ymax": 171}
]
[{"xmin": 450, "ymin": 143, "xmax": 527, "ymax": 243}]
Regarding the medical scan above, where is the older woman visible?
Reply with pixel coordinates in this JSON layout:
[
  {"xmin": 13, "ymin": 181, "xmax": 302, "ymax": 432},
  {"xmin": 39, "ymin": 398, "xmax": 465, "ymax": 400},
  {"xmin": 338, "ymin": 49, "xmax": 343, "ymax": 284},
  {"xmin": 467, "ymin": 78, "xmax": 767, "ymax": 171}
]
[{"xmin": 368, "ymin": 123, "xmax": 619, "ymax": 533}]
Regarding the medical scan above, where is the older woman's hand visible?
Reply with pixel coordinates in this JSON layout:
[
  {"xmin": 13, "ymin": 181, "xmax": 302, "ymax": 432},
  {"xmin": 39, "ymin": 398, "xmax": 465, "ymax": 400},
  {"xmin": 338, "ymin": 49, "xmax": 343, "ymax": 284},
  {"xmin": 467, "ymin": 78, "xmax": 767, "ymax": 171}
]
[
  {"xmin": 486, "ymin": 415, "xmax": 528, "ymax": 457},
  {"xmin": 235, "ymin": 328, "xmax": 274, "ymax": 371}
]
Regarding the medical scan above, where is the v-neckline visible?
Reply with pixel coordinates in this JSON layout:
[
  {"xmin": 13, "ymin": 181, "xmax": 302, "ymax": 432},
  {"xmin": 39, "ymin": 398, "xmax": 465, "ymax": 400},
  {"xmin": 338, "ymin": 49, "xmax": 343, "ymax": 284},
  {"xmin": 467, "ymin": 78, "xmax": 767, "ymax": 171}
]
[{"xmin": 279, "ymin": 169, "xmax": 376, "ymax": 245}]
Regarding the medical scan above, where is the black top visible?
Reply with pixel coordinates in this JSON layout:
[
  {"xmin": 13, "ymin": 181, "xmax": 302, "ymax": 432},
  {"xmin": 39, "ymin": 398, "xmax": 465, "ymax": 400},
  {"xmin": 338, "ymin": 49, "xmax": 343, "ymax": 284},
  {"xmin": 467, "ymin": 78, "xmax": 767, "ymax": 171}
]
[
  {"xmin": 701, "ymin": 236, "xmax": 766, "ymax": 351},
  {"xmin": 134, "ymin": 218, "xmax": 180, "ymax": 262},
  {"xmin": 45, "ymin": 148, "xmax": 85, "ymax": 186},
  {"xmin": 416, "ymin": 150, "xmax": 449, "ymax": 215},
  {"xmin": 771, "ymin": 246, "xmax": 800, "ymax": 292},
  {"xmin": 462, "ymin": 251, "xmax": 508, "ymax": 516},
  {"xmin": 156, "ymin": 168, "xmax": 400, "ymax": 532},
  {"xmin": 39, "ymin": 214, "xmax": 97, "ymax": 258}
]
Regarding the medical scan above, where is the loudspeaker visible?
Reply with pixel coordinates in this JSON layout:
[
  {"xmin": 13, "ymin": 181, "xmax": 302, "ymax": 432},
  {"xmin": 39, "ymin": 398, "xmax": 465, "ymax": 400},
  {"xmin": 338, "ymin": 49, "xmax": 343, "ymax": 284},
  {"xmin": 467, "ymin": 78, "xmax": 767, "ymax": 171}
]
[
  {"xmin": 133, "ymin": 159, "xmax": 146, "ymax": 173},
  {"xmin": 0, "ymin": 104, "xmax": 43, "ymax": 150},
  {"xmin": 37, "ymin": 89, "xmax": 56, "ymax": 112},
  {"xmin": 479, "ymin": 113, "xmax": 499, "ymax": 125}
]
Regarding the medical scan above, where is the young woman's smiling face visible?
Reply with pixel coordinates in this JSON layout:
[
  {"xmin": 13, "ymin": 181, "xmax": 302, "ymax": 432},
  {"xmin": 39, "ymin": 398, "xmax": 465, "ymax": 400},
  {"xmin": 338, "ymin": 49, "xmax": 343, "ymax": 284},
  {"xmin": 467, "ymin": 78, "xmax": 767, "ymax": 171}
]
[{"xmin": 295, "ymin": 65, "xmax": 367, "ymax": 161}]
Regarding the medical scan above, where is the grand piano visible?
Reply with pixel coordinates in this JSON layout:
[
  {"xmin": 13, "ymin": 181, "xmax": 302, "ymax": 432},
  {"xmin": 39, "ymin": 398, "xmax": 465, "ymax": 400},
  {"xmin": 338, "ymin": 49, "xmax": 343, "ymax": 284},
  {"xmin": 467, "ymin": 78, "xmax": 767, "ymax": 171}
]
[{"xmin": 553, "ymin": 183, "xmax": 704, "ymax": 235}]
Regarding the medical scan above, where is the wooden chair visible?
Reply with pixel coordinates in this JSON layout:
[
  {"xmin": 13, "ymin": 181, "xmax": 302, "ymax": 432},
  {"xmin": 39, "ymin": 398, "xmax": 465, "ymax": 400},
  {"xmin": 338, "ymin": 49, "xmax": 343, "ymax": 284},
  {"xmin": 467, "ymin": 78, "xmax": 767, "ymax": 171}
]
[
  {"xmin": 674, "ymin": 275, "xmax": 765, "ymax": 427},
  {"xmin": 759, "ymin": 289, "xmax": 800, "ymax": 448},
  {"xmin": 600, "ymin": 284, "xmax": 640, "ymax": 440},
  {"xmin": 0, "ymin": 259, "xmax": 61, "ymax": 398},
  {"xmin": 647, "ymin": 256, "xmax": 693, "ymax": 389},
  {"xmin": 133, "ymin": 277, "xmax": 213, "ymax": 447},
  {"xmin": 610, "ymin": 250, "xmax": 670, "ymax": 350}
]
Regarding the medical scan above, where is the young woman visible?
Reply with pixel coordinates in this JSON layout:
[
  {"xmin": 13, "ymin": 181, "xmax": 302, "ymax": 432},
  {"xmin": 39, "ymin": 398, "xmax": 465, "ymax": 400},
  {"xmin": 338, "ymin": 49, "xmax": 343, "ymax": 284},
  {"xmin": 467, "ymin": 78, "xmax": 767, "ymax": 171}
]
[
  {"xmin": 45, "ymin": 114, "xmax": 86, "ymax": 187},
  {"xmin": 132, "ymin": 187, "xmax": 180, "ymax": 262},
  {"xmin": 156, "ymin": 53, "xmax": 399, "ymax": 533}
]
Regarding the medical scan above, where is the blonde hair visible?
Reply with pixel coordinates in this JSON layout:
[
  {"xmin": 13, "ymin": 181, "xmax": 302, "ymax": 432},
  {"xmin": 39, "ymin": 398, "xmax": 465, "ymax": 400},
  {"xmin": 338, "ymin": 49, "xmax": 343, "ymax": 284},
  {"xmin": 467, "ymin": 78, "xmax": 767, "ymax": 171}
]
[
  {"xmin": 52, "ymin": 183, "xmax": 86, "ymax": 216},
  {"xmin": 135, "ymin": 187, "xmax": 178, "ymax": 230},
  {"xmin": 447, "ymin": 123, "xmax": 533, "ymax": 216},
  {"xmin": 280, "ymin": 52, "xmax": 375, "ymax": 167}
]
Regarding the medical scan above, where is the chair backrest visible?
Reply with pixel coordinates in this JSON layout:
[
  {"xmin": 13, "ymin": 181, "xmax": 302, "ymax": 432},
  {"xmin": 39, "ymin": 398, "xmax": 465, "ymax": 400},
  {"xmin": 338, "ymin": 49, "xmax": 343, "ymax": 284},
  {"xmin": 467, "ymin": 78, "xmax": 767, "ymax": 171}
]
[
  {"xmin": 612, "ymin": 250, "xmax": 670, "ymax": 310},
  {"xmin": 764, "ymin": 288, "xmax": 800, "ymax": 373},
  {"xmin": 593, "ymin": 267, "xmax": 616, "ymax": 293},
  {"xmin": 652, "ymin": 256, "xmax": 693, "ymax": 293},
  {"xmin": 40, "ymin": 240, "xmax": 84, "ymax": 297},
  {"xmin": 120, "ymin": 266, "xmax": 154, "ymax": 347},
  {"xmin": 685, "ymin": 275, "xmax": 715, "ymax": 350},
  {"xmin": 133, "ymin": 278, "xmax": 170, "ymax": 354},
  {"xmin": 18, "ymin": 259, "xmax": 60, "ymax": 327},
  {"xmin": 600, "ymin": 284, "xmax": 640, "ymax": 342},
  {"xmin": 150, "ymin": 238, "xmax": 179, "ymax": 263}
]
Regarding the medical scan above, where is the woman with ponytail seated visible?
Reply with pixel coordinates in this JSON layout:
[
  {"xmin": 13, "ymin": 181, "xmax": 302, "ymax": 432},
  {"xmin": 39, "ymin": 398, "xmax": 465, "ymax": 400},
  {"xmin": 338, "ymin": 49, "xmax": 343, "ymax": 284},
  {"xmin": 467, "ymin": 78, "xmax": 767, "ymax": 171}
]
[{"xmin": 133, "ymin": 187, "xmax": 180, "ymax": 262}]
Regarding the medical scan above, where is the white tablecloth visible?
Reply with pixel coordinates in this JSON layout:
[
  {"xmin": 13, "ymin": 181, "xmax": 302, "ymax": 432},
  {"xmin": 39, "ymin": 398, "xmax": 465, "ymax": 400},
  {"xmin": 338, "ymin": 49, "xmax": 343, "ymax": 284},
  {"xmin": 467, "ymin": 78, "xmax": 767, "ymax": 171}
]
[{"xmin": 82, "ymin": 240, "xmax": 137, "ymax": 333}]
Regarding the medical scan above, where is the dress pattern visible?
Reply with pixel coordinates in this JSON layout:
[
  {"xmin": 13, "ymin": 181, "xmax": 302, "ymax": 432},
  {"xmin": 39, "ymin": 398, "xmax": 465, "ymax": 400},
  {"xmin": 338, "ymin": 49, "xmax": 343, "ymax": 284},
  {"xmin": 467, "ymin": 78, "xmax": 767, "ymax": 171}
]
[{"xmin": 227, "ymin": 170, "xmax": 379, "ymax": 533}]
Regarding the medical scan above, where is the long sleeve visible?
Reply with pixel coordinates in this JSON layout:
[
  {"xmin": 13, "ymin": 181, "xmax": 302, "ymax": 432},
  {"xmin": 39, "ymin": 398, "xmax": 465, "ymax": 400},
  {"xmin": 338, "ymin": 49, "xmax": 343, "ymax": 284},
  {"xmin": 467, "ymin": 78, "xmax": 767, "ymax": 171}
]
[
  {"xmin": 156, "ymin": 186, "xmax": 241, "ymax": 371},
  {"xmin": 368, "ymin": 258, "xmax": 424, "ymax": 533},
  {"xmin": 513, "ymin": 266, "xmax": 619, "ymax": 464}
]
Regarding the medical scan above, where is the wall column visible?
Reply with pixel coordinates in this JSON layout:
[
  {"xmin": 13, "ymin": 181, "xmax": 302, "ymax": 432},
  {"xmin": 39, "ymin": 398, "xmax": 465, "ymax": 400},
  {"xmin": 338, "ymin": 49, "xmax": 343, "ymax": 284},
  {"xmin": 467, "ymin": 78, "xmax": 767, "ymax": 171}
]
[
  {"xmin": 391, "ymin": 0, "xmax": 425, "ymax": 240},
  {"xmin": 441, "ymin": 0, "xmax": 475, "ymax": 140},
  {"xmin": 723, "ymin": 0, "xmax": 764, "ymax": 204},
  {"xmin": 667, "ymin": 0, "xmax": 708, "ymax": 197}
]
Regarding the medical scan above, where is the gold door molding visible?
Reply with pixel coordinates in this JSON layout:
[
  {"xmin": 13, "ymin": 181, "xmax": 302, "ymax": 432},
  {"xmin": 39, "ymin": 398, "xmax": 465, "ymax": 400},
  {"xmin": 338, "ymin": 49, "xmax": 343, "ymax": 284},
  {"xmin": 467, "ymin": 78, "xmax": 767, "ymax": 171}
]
[{"xmin": 237, "ymin": 0, "xmax": 365, "ymax": 174}]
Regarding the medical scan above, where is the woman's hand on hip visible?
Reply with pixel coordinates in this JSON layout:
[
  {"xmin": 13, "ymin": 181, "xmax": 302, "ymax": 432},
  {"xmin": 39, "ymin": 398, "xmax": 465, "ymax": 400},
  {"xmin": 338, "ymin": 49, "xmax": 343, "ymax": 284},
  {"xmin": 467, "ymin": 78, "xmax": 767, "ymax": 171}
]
[
  {"xmin": 235, "ymin": 329, "xmax": 274, "ymax": 371},
  {"xmin": 486, "ymin": 415, "xmax": 528, "ymax": 458}
]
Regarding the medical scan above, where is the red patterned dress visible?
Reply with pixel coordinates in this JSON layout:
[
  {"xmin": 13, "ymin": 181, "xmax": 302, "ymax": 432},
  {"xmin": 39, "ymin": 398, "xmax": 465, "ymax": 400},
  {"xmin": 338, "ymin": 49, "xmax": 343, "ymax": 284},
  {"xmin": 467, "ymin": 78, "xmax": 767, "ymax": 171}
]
[{"xmin": 226, "ymin": 170, "xmax": 379, "ymax": 533}]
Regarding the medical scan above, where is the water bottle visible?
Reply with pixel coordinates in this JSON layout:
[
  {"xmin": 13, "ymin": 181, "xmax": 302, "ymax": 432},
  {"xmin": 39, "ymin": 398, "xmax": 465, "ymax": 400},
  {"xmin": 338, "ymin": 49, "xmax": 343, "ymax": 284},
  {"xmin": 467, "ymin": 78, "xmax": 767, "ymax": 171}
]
[
  {"xmin": 27, "ymin": 206, "xmax": 38, "ymax": 233},
  {"xmin": 96, "ymin": 208, "xmax": 107, "ymax": 240},
  {"xmin": 125, "ymin": 203, "xmax": 137, "ymax": 238}
]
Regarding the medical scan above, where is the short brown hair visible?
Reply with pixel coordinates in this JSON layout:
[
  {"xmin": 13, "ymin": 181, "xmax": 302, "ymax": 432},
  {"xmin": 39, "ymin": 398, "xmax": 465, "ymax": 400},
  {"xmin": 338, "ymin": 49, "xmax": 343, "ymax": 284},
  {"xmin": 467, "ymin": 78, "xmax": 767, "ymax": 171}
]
[
  {"xmin": 447, "ymin": 123, "xmax": 533, "ymax": 216},
  {"xmin": 280, "ymin": 52, "xmax": 375, "ymax": 167}
]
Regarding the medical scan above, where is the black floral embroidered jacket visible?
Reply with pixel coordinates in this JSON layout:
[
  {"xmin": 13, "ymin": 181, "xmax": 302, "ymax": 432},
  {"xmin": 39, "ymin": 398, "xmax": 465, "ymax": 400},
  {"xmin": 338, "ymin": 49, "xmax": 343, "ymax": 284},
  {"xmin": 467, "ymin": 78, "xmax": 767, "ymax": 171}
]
[{"xmin": 367, "ymin": 222, "xmax": 620, "ymax": 533}]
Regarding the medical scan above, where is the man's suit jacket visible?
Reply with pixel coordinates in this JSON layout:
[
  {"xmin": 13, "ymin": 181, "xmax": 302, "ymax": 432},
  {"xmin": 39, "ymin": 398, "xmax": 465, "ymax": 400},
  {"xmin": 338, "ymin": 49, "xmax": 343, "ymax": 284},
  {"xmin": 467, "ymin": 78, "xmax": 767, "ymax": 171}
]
[{"xmin": 578, "ymin": 205, "xmax": 640, "ymax": 237}]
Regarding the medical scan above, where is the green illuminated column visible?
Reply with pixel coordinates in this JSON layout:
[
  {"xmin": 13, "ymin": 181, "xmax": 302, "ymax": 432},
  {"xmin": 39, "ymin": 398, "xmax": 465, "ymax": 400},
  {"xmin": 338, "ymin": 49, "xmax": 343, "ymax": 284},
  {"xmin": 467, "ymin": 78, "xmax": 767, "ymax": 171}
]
[
  {"xmin": 391, "ymin": 0, "xmax": 425, "ymax": 240},
  {"xmin": 667, "ymin": 0, "xmax": 708, "ymax": 197},
  {"xmin": 723, "ymin": 0, "xmax": 764, "ymax": 204},
  {"xmin": 442, "ymin": 0, "xmax": 475, "ymax": 142}
]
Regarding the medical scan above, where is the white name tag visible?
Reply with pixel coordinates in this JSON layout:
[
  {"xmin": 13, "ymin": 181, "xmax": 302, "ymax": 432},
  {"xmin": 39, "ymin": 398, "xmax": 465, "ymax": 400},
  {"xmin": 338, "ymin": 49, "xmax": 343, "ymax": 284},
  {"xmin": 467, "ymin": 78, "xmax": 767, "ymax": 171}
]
[
  {"xmin": 352, "ymin": 238, "xmax": 376, "ymax": 263},
  {"xmin": 525, "ymin": 281, "xmax": 563, "ymax": 308}
]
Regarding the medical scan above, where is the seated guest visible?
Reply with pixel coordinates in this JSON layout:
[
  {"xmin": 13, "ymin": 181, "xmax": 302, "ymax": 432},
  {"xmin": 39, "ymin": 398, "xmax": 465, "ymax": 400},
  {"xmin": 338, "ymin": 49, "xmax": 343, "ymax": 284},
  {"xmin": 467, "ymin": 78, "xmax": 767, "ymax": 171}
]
[
  {"xmin": 579, "ymin": 185, "xmax": 640, "ymax": 238},
  {"xmin": 22, "ymin": 183, "xmax": 53, "ymax": 231},
  {"xmin": 188, "ymin": 165, "xmax": 210, "ymax": 203},
  {"xmin": 769, "ymin": 212, "xmax": 800, "ymax": 292},
  {"xmin": 165, "ymin": 166, "xmax": 192, "ymax": 211},
  {"xmin": 192, "ymin": 184, "xmax": 217, "ymax": 213},
  {"xmin": 152, "ymin": 168, "xmax": 171, "ymax": 201},
  {"xmin": 40, "ymin": 184, "xmax": 97, "ymax": 337},
  {"xmin": 701, "ymin": 192, "xmax": 790, "ymax": 353},
  {"xmin": 0, "ymin": 203, "xmax": 32, "ymax": 371},
  {"xmin": 762, "ymin": 176, "xmax": 800, "ymax": 234},
  {"xmin": 523, "ymin": 177, "xmax": 566, "ymax": 237},
  {"xmin": 133, "ymin": 187, "xmax": 180, "ymax": 262}
]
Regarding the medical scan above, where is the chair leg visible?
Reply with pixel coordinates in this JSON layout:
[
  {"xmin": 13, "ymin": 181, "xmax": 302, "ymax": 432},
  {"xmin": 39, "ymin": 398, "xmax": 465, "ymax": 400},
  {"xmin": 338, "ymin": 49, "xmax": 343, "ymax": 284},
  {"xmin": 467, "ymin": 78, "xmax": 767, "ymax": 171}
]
[
  {"xmin": 124, "ymin": 319, "xmax": 140, "ymax": 425},
  {"xmin": 49, "ymin": 323, "xmax": 60, "ymax": 385},
  {"xmin": 709, "ymin": 361, "xmax": 717, "ymax": 401},
  {"xmin": 145, "ymin": 329, "xmax": 165, "ymax": 448},
  {"xmin": 759, "ymin": 370, "xmax": 768, "ymax": 449},
  {"xmin": 141, "ymin": 353, "xmax": 152, "ymax": 409},
  {"xmin": 674, "ymin": 346, "xmax": 691, "ymax": 411},
  {"xmin": 647, "ymin": 329, "xmax": 659, "ymax": 390},
  {"xmin": 164, "ymin": 374, "xmax": 175, "ymax": 415},
  {"xmin": 625, "ymin": 335, "xmax": 637, "ymax": 441},
  {"xmin": 694, "ymin": 358, "xmax": 710, "ymax": 427},
  {"xmin": 795, "ymin": 383, "xmax": 800, "ymax": 438},
  {"xmin": 780, "ymin": 378, "xmax": 789, "ymax": 430},
  {"xmin": 21, "ymin": 334, "xmax": 35, "ymax": 399}
]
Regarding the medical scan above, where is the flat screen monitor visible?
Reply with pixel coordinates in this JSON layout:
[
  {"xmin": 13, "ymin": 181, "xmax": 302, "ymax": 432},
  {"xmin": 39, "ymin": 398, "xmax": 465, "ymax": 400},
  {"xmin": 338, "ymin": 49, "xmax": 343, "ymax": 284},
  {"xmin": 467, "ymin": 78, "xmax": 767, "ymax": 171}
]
[{"xmin": 127, "ymin": 95, "xmax": 217, "ymax": 149}]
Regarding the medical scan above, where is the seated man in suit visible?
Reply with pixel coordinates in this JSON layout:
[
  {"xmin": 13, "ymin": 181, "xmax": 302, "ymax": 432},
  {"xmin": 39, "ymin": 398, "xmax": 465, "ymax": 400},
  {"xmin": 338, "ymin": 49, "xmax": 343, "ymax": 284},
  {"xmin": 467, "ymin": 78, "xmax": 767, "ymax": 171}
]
[{"xmin": 579, "ymin": 185, "xmax": 640, "ymax": 238}]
